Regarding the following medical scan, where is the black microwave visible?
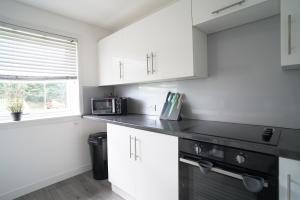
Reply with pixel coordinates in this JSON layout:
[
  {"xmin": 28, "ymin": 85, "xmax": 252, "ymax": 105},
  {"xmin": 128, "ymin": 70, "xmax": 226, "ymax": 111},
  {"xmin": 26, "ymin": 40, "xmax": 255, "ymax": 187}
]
[{"xmin": 91, "ymin": 97, "xmax": 127, "ymax": 115}]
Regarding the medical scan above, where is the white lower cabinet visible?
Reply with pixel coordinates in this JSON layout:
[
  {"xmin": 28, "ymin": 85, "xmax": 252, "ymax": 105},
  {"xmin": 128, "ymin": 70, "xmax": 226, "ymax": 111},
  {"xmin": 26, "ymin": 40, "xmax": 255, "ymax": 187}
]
[
  {"xmin": 107, "ymin": 123, "xmax": 179, "ymax": 200},
  {"xmin": 107, "ymin": 124, "xmax": 136, "ymax": 198},
  {"xmin": 134, "ymin": 128, "xmax": 179, "ymax": 200},
  {"xmin": 279, "ymin": 157, "xmax": 300, "ymax": 200}
]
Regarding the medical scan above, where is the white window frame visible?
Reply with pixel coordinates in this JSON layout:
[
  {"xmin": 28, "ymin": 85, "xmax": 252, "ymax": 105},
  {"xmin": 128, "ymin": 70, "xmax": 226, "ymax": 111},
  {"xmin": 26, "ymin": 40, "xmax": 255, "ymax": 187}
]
[{"xmin": 0, "ymin": 22, "xmax": 80, "ymax": 122}]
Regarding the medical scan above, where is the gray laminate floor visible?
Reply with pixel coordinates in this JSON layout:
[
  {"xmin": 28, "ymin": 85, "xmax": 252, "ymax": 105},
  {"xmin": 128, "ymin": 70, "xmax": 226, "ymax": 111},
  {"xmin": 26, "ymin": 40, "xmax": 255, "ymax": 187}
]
[{"xmin": 15, "ymin": 171, "xmax": 124, "ymax": 200}]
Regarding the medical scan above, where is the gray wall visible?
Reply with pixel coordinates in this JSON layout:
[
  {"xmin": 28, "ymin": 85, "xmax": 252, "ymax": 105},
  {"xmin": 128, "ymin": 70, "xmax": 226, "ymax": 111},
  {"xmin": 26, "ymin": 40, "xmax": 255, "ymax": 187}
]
[
  {"xmin": 114, "ymin": 16, "xmax": 300, "ymax": 129},
  {"xmin": 81, "ymin": 86, "xmax": 113, "ymax": 115}
]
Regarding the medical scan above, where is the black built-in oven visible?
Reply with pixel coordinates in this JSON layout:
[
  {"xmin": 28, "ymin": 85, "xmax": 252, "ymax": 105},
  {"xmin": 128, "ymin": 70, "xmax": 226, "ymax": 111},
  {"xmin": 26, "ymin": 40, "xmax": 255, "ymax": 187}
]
[{"xmin": 179, "ymin": 138, "xmax": 278, "ymax": 200}]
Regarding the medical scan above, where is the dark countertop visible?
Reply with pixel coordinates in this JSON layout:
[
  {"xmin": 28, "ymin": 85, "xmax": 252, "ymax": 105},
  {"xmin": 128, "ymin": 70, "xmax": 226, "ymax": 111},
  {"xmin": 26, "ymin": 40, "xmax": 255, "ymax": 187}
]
[
  {"xmin": 83, "ymin": 114, "xmax": 300, "ymax": 160},
  {"xmin": 277, "ymin": 128, "xmax": 300, "ymax": 160}
]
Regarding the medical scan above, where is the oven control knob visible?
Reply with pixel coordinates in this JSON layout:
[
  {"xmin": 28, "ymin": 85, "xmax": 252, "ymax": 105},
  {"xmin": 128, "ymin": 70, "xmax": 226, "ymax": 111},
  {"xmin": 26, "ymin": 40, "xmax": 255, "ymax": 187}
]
[
  {"xmin": 236, "ymin": 155, "xmax": 246, "ymax": 164},
  {"xmin": 194, "ymin": 144, "xmax": 202, "ymax": 155}
]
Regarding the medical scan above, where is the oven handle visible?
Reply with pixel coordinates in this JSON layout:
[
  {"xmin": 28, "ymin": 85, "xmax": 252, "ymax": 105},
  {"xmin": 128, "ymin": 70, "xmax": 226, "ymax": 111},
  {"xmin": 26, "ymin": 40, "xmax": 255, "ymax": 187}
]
[{"xmin": 179, "ymin": 157, "xmax": 269, "ymax": 188}]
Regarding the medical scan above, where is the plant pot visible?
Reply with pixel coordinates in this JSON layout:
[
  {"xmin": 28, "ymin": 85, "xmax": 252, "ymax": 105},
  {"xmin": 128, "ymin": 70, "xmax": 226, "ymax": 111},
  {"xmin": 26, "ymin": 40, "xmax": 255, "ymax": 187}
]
[{"xmin": 11, "ymin": 112, "xmax": 22, "ymax": 121}]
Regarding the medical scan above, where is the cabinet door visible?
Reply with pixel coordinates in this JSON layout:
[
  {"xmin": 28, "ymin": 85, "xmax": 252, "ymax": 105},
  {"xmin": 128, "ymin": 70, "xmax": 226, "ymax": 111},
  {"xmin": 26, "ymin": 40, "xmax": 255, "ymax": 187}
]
[
  {"xmin": 107, "ymin": 124, "xmax": 136, "ymax": 197},
  {"xmin": 192, "ymin": 0, "xmax": 279, "ymax": 33},
  {"xmin": 281, "ymin": 0, "xmax": 300, "ymax": 68},
  {"xmin": 279, "ymin": 157, "xmax": 300, "ymax": 200},
  {"xmin": 145, "ymin": 0, "xmax": 196, "ymax": 81},
  {"xmin": 134, "ymin": 129, "xmax": 179, "ymax": 200},
  {"xmin": 98, "ymin": 34, "xmax": 124, "ymax": 86},
  {"xmin": 120, "ymin": 22, "xmax": 150, "ymax": 83}
]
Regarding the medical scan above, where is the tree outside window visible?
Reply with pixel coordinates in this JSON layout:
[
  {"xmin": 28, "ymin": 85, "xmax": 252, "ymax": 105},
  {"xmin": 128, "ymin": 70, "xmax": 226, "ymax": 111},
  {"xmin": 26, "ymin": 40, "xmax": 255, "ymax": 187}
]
[{"xmin": 0, "ymin": 81, "xmax": 75, "ymax": 115}]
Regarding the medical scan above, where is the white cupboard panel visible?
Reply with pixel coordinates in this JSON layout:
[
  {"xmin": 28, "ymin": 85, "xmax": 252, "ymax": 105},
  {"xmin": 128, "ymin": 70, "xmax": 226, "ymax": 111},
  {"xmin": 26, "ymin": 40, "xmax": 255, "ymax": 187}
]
[
  {"xmin": 279, "ymin": 157, "xmax": 300, "ymax": 200},
  {"xmin": 107, "ymin": 124, "xmax": 179, "ymax": 200},
  {"xmin": 98, "ymin": 34, "xmax": 124, "ymax": 85},
  {"xmin": 119, "ymin": 20, "xmax": 149, "ymax": 83},
  {"xmin": 143, "ymin": 0, "xmax": 195, "ymax": 80},
  {"xmin": 134, "ymin": 129, "xmax": 179, "ymax": 200},
  {"xmin": 107, "ymin": 124, "xmax": 136, "ymax": 198},
  {"xmin": 192, "ymin": 0, "xmax": 280, "ymax": 33},
  {"xmin": 281, "ymin": 0, "xmax": 300, "ymax": 69}
]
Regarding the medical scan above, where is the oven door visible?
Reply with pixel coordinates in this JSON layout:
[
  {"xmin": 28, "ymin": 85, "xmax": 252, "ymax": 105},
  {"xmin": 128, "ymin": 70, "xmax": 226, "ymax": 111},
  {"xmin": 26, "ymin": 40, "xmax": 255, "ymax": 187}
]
[
  {"xmin": 92, "ymin": 99, "xmax": 115, "ymax": 115},
  {"xmin": 179, "ymin": 155, "xmax": 278, "ymax": 200}
]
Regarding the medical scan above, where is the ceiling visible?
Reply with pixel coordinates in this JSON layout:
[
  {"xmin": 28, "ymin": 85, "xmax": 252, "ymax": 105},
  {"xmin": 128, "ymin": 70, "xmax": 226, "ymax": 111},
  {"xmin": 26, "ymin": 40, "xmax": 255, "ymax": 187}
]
[{"xmin": 15, "ymin": 0, "xmax": 176, "ymax": 31}]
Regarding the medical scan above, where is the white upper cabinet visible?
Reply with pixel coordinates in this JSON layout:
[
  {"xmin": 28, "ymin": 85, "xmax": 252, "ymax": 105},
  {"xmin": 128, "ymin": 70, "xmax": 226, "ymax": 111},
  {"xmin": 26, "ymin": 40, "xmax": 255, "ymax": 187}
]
[
  {"xmin": 192, "ymin": 0, "xmax": 280, "ymax": 33},
  {"xmin": 98, "ymin": 0, "xmax": 207, "ymax": 86},
  {"xmin": 279, "ymin": 157, "xmax": 300, "ymax": 200},
  {"xmin": 98, "ymin": 32, "xmax": 125, "ymax": 86},
  {"xmin": 139, "ymin": 0, "xmax": 207, "ymax": 81},
  {"xmin": 281, "ymin": 0, "xmax": 300, "ymax": 70},
  {"xmin": 98, "ymin": 22, "xmax": 148, "ymax": 86}
]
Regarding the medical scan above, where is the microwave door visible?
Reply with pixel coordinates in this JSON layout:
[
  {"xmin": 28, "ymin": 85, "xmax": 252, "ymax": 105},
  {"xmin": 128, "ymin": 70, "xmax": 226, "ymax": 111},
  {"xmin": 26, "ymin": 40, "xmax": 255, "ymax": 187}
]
[{"xmin": 92, "ymin": 99, "xmax": 114, "ymax": 115}]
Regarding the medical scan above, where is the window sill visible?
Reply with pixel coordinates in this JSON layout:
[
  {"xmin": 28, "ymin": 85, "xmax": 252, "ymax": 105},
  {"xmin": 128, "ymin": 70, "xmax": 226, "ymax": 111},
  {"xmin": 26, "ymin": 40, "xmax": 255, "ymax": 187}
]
[{"xmin": 0, "ymin": 113, "xmax": 82, "ymax": 129}]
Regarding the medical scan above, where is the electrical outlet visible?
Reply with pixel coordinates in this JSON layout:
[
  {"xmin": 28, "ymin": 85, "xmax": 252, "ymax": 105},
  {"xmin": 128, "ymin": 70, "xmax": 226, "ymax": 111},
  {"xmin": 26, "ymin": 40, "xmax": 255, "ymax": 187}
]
[
  {"xmin": 144, "ymin": 104, "xmax": 156, "ymax": 114},
  {"xmin": 146, "ymin": 104, "xmax": 155, "ymax": 110}
]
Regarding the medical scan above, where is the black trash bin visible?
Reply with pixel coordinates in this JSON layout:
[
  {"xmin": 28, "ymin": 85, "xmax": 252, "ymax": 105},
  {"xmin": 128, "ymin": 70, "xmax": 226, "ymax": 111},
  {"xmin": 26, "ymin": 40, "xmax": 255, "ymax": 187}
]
[{"xmin": 88, "ymin": 132, "xmax": 108, "ymax": 180}]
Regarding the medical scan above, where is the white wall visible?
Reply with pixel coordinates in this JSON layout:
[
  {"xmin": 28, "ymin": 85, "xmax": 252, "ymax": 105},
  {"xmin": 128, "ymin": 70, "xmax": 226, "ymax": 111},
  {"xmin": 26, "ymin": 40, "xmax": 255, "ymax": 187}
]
[
  {"xmin": 0, "ymin": 118, "xmax": 106, "ymax": 200},
  {"xmin": 0, "ymin": 1, "xmax": 109, "ymax": 199}
]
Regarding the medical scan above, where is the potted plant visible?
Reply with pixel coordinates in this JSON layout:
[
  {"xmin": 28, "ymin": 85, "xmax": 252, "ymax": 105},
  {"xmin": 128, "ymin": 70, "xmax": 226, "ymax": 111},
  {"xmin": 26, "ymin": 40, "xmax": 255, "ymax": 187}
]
[{"xmin": 8, "ymin": 98, "xmax": 23, "ymax": 121}]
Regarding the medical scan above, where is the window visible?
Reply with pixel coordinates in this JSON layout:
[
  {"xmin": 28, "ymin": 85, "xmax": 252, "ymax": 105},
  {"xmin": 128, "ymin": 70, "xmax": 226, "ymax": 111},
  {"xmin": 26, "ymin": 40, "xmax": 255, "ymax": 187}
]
[
  {"xmin": 0, "ymin": 23, "xmax": 79, "ymax": 119},
  {"xmin": 0, "ymin": 80, "xmax": 78, "ymax": 115}
]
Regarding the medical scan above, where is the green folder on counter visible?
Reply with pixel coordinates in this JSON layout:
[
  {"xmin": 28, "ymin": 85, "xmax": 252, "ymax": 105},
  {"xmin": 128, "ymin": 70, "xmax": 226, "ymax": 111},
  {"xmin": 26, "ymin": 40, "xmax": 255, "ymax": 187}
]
[{"xmin": 160, "ymin": 92, "xmax": 183, "ymax": 121}]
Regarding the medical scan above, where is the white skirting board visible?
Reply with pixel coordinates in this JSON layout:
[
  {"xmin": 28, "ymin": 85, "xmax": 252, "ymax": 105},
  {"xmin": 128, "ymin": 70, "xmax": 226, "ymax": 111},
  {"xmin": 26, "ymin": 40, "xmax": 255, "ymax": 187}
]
[
  {"xmin": 0, "ymin": 165, "xmax": 92, "ymax": 200},
  {"xmin": 111, "ymin": 184, "xmax": 135, "ymax": 200}
]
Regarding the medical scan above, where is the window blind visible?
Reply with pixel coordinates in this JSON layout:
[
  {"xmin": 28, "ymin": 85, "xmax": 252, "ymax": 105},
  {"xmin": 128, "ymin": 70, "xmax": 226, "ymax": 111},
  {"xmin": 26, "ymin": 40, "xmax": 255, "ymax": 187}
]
[{"xmin": 0, "ymin": 24, "xmax": 78, "ymax": 80}]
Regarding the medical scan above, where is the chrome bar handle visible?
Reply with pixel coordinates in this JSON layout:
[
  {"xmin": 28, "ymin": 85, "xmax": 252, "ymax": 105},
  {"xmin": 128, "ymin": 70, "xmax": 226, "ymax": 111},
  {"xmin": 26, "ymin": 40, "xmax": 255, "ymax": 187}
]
[
  {"xmin": 119, "ymin": 61, "xmax": 122, "ymax": 79},
  {"xmin": 212, "ymin": 0, "xmax": 246, "ymax": 14},
  {"xmin": 134, "ymin": 136, "xmax": 138, "ymax": 160},
  {"xmin": 146, "ymin": 54, "xmax": 150, "ymax": 75},
  {"xmin": 288, "ymin": 15, "xmax": 292, "ymax": 55},
  {"xmin": 180, "ymin": 158, "xmax": 242, "ymax": 180},
  {"xmin": 129, "ymin": 135, "xmax": 132, "ymax": 159},
  {"xmin": 151, "ymin": 52, "xmax": 155, "ymax": 74},
  {"xmin": 112, "ymin": 98, "xmax": 116, "ymax": 113},
  {"xmin": 287, "ymin": 174, "xmax": 291, "ymax": 200}
]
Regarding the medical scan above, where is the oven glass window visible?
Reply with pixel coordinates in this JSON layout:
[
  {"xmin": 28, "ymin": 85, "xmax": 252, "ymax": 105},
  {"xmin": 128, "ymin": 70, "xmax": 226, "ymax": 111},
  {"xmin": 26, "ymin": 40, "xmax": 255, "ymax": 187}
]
[{"xmin": 179, "ymin": 163, "xmax": 276, "ymax": 200}]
